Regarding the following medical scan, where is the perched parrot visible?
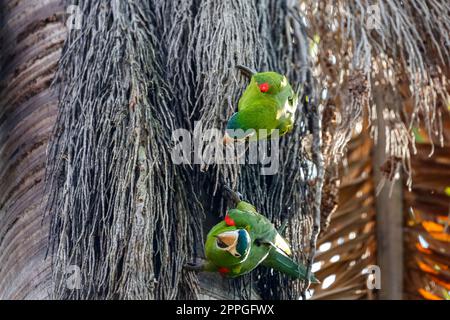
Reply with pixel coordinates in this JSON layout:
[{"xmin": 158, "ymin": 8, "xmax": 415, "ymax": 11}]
[
  {"xmin": 187, "ymin": 199, "xmax": 319, "ymax": 283},
  {"xmin": 223, "ymin": 65, "xmax": 298, "ymax": 143}
]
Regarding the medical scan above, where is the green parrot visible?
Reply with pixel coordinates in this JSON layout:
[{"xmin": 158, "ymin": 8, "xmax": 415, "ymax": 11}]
[
  {"xmin": 223, "ymin": 65, "xmax": 298, "ymax": 143},
  {"xmin": 187, "ymin": 197, "xmax": 319, "ymax": 283}
]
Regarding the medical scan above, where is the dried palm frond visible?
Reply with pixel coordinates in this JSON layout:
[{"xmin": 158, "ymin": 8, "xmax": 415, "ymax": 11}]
[
  {"xmin": 404, "ymin": 122, "xmax": 450, "ymax": 300},
  {"xmin": 303, "ymin": 0, "xmax": 450, "ymax": 188},
  {"xmin": 312, "ymin": 127, "xmax": 377, "ymax": 300}
]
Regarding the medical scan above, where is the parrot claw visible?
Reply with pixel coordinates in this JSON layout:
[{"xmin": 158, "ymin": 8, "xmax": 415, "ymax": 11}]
[{"xmin": 236, "ymin": 65, "xmax": 256, "ymax": 78}]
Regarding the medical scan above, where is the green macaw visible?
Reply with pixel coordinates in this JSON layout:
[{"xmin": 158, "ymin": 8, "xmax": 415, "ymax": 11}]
[
  {"xmin": 187, "ymin": 199, "xmax": 318, "ymax": 283},
  {"xmin": 223, "ymin": 65, "xmax": 298, "ymax": 143}
]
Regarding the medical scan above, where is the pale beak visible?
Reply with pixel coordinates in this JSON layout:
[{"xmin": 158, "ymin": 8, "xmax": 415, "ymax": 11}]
[
  {"xmin": 228, "ymin": 246, "xmax": 241, "ymax": 258},
  {"xmin": 217, "ymin": 232, "xmax": 238, "ymax": 247}
]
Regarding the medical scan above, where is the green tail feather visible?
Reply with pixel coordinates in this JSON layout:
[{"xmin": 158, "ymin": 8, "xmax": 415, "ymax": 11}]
[{"xmin": 262, "ymin": 248, "xmax": 320, "ymax": 283}]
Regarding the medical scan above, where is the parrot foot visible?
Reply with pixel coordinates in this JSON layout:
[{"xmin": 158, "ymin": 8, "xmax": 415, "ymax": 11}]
[{"xmin": 236, "ymin": 65, "xmax": 256, "ymax": 78}]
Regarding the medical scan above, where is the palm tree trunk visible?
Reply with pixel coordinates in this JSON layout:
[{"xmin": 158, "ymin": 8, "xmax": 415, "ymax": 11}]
[{"xmin": 0, "ymin": 0, "xmax": 65, "ymax": 299}]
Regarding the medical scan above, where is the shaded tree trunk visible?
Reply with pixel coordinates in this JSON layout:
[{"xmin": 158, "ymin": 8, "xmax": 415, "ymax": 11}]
[{"xmin": 0, "ymin": 0, "xmax": 66, "ymax": 299}]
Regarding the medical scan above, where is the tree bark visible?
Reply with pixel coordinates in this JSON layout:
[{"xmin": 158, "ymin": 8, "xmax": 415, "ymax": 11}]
[
  {"xmin": 0, "ymin": 0, "xmax": 65, "ymax": 299},
  {"xmin": 372, "ymin": 88, "xmax": 404, "ymax": 300}
]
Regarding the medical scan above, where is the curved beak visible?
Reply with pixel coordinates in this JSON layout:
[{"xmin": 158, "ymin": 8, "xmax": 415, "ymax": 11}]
[
  {"xmin": 228, "ymin": 247, "xmax": 241, "ymax": 258},
  {"xmin": 217, "ymin": 231, "xmax": 238, "ymax": 247},
  {"xmin": 236, "ymin": 65, "xmax": 256, "ymax": 78}
]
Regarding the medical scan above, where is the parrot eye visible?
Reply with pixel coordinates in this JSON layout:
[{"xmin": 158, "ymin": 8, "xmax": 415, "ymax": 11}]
[
  {"xmin": 258, "ymin": 82, "xmax": 269, "ymax": 93},
  {"xmin": 216, "ymin": 238, "xmax": 228, "ymax": 249}
]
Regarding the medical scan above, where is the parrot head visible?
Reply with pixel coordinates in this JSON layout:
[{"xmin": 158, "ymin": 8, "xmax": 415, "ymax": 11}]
[
  {"xmin": 205, "ymin": 226, "xmax": 251, "ymax": 268},
  {"xmin": 252, "ymin": 72, "xmax": 289, "ymax": 96},
  {"xmin": 215, "ymin": 229, "xmax": 251, "ymax": 258}
]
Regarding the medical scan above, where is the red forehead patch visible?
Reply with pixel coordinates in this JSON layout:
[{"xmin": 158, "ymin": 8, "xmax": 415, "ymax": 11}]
[
  {"xmin": 259, "ymin": 82, "xmax": 269, "ymax": 92},
  {"xmin": 224, "ymin": 214, "xmax": 235, "ymax": 226}
]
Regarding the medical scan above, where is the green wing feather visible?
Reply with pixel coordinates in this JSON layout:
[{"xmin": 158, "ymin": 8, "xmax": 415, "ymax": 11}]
[{"xmin": 262, "ymin": 248, "xmax": 320, "ymax": 283}]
